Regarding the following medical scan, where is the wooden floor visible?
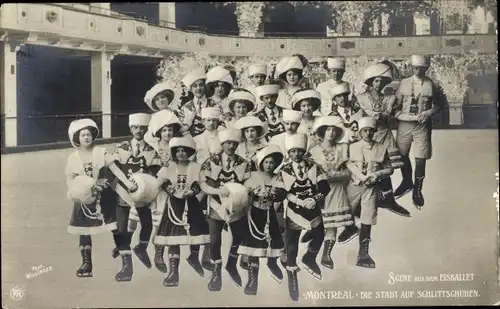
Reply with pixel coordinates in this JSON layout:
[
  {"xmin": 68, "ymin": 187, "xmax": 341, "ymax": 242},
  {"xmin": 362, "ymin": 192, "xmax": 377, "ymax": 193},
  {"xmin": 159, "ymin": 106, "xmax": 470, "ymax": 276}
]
[{"xmin": 1, "ymin": 130, "xmax": 500, "ymax": 308}]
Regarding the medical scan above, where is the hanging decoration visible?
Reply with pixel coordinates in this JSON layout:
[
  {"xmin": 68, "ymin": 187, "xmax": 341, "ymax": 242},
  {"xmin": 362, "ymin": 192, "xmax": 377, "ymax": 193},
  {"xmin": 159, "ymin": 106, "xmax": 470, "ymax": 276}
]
[{"xmin": 234, "ymin": 2, "xmax": 266, "ymax": 37}]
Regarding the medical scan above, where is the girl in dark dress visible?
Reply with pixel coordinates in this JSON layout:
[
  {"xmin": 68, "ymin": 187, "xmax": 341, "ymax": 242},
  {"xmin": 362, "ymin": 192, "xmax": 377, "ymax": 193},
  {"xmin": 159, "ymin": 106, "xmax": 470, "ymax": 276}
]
[
  {"xmin": 155, "ymin": 136, "xmax": 210, "ymax": 287},
  {"xmin": 238, "ymin": 144, "xmax": 287, "ymax": 295}
]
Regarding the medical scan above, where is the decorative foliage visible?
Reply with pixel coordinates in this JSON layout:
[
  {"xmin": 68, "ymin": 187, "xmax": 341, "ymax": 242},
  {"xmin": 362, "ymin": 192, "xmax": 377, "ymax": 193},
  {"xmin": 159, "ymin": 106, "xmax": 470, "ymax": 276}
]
[{"xmin": 235, "ymin": 2, "xmax": 266, "ymax": 37}]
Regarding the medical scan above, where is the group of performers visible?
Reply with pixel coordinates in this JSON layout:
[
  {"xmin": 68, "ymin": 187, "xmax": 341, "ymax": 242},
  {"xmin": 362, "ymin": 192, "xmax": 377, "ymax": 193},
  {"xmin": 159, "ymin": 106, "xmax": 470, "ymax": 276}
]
[{"xmin": 65, "ymin": 53, "xmax": 441, "ymax": 301}]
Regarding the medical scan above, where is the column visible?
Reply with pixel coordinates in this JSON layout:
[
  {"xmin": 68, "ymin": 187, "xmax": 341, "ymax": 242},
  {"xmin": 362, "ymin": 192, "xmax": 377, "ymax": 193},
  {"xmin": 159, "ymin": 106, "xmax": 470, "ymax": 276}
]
[
  {"xmin": 91, "ymin": 51, "xmax": 114, "ymax": 139},
  {"xmin": 158, "ymin": 3, "xmax": 176, "ymax": 27},
  {"xmin": 1, "ymin": 42, "xmax": 22, "ymax": 147},
  {"xmin": 91, "ymin": 3, "xmax": 111, "ymax": 15}
]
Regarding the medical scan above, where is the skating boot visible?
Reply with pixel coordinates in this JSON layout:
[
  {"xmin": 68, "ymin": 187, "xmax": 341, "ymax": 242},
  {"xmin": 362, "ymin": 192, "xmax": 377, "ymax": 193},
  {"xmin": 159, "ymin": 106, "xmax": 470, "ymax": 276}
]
[{"xmin": 76, "ymin": 247, "xmax": 93, "ymax": 278}]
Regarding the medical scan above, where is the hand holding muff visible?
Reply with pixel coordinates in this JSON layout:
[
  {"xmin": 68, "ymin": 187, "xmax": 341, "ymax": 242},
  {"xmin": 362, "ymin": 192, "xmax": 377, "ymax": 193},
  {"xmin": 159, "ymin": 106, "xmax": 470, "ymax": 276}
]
[
  {"xmin": 128, "ymin": 173, "xmax": 161, "ymax": 207},
  {"xmin": 218, "ymin": 182, "xmax": 250, "ymax": 221},
  {"xmin": 68, "ymin": 176, "xmax": 98, "ymax": 205}
]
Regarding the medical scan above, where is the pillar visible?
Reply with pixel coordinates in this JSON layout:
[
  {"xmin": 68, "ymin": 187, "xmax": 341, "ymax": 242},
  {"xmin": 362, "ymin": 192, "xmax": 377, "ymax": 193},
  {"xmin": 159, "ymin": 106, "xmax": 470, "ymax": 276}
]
[
  {"xmin": 159, "ymin": 3, "xmax": 176, "ymax": 27},
  {"xmin": 91, "ymin": 51, "xmax": 114, "ymax": 139},
  {"xmin": 91, "ymin": 3, "xmax": 111, "ymax": 15},
  {"xmin": 1, "ymin": 42, "xmax": 22, "ymax": 147}
]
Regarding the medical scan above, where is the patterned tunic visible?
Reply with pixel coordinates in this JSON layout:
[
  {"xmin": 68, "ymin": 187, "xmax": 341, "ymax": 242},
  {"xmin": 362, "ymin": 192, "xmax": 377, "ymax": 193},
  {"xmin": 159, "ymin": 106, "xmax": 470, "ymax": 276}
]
[
  {"xmin": 180, "ymin": 97, "xmax": 220, "ymax": 137},
  {"xmin": 329, "ymin": 104, "xmax": 366, "ymax": 144},
  {"xmin": 280, "ymin": 158, "xmax": 330, "ymax": 230},
  {"xmin": 256, "ymin": 105, "xmax": 285, "ymax": 141},
  {"xmin": 199, "ymin": 153, "xmax": 251, "ymax": 222},
  {"xmin": 235, "ymin": 140, "xmax": 267, "ymax": 171},
  {"xmin": 109, "ymin": 140, "xmax": 162, "ymax": 208}
]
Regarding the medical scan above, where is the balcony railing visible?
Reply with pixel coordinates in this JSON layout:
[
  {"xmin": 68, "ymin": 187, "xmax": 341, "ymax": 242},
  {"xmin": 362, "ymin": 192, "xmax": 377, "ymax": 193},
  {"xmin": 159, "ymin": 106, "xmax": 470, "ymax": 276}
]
[{"xmin": 1, "ymin": 105, "xmax": 497, "ymax": 150}]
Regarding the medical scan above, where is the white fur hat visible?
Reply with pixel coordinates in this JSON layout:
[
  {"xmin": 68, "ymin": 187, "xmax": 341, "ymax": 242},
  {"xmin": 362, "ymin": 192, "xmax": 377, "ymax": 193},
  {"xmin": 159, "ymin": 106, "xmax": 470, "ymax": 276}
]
[
  {"xmin": 291, "ymin": 90, "xmax": 322, "ymax": 112},
  {"xmin": 129, "ymin": 113, "xmax": 151, "ymax": 127},
  {"xmin": 255, "ymin": 84, "xmax": 280, "ymax": 98},
  {"xmin": 169, "ymin": 136, "xmax": 197, "ymax": 154},
  {"xmin": 411, "ymin": 55, "xmax": 430, "ymax": 67},
  {"xmin": 201, "ymin": 107, "xmax": 221, "ymax": 119},
  {"xmin": 228, "ymin": 90, "xmax": 256, "ymax": 112},
  {"xmin": 311, "ymin": 116, "xmax": 346, "ymax": 142},
  {"xmin": 282, "ymin": 110, "xmax": 303, "ymax": 123},
  {"xmin": 358, "ymin": 117, "xmax": 377, "ymax": 131},
  {"xmin": 218, "ymin": 128, "xmax": 242, "ymax": 144},
  {"xmin": 151, "ymin": 110, "xmax": 182, "ymax": 137},
  {"xmin": 143, "ymin": 82, "xmax": 175, "ymax": 112},
  {"xmin": 327, "ymin": 57, "xmax": 346, "ymax": 70},
  {"xmin": 256, "ymin": 144, "xmax": 284, "ymax": 170},
  {"xmin": 68, "ymin": 118, "xmax": 99, "ymax": 147},
  {"xmin": 234, "ymin": 116, "xmax": 267, "ymax": 139},
  {"xmin": 248, "ymin": 64, "xmax": 267, "ymax": 77},
  {"xmin": 285, "ymin": 133, "xmax": 308, "ymax": 152},
  {"xmin": 182, "ymin": 67, "xmax": 206, "ymax": 89},
  {"xmin": 275, "ymin": 56, "xmax": 304, "ymax": 78},
  {"xmin": 67, "ymin": 175, "xmax": 97, "ymax": 204},
  {"xmin": 363, "ymin": 63, "xmax": 393, "ymax": 84},
  {"xmin": 206, "ymin": 66, "xmax": 234, "ymax": 86},
  {"xmin": 328, "ymin": 83, "xmax": 351, "ymax": 99}
]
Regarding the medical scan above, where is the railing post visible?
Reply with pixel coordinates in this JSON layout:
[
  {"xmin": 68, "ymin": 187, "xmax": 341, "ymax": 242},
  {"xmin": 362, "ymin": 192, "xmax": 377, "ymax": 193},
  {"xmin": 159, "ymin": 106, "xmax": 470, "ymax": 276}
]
[
  {"xmin": 91, "ymin": 51, "xmax": 114, "ymax": 139},
  {"xmin": 1, "ymin": 41, "xmax": 23, "ymax": 147}
]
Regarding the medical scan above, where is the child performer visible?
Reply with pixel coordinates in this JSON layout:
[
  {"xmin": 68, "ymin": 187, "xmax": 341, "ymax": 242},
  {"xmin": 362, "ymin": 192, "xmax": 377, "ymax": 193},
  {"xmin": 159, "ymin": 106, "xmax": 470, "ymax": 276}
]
[
  {"xmin": 328, "ymin": 83, "xmax": 365, "ymax": 144},
  {"xmin": 307, "ymin": 116, "xmax": 353, "ymax": 269},
  {"xmin": 357, "ymin": 62, "xmax": 410, "ymax": 217},
  {"xmin": 180, "ymin": 67, "xmax": 220, "ymax": 137},
  {"xmin": 199, "ymin": 128, "xmax": 252, "ymax": 291},
  {"xmin": 238, "ymin": 145, "xmax": 287, "ymax": 295},
  {"xmin": 291, "ymin": 89, "xmax": 322, "ymax": 151},
  {"xmin": 154, "ymin": 136, "xmax": 210, "ymax": 287},
  {"xmin": 316, "ymin": 57, "xmax": 357, "ymax": 116},
  {"xmin": 393, "ymin": 55, "xmax": 441, "ymax": 210},
  {"xmin": 66, "ymin": 119, "xmax": 128, "ymax": 277},
  {"xmin": 254, "ymin": 84, "xmax": 285, "ymax": 140},
  {"xmin": 223, "ymin": 88, "xmax": 255, "ymax": 129},
  {"xmin": 280, "ymin": 133, "xmax": 330, "ymax": 301},
  {"xmin": 206, "ymin": 66, "xmax": 234, "ymax": 117},
  {"xmin": 246, "ymin": 63, "xmax": 268, "ymax": 111},
  {"xmin": 275, "ymin": 55, "xmax": 307, "ymax": 110},
  {"xmin": 109, "ymin": 113, "xmax": 162, "ymax": 282},
  {"xmin": 234, "ymin": 116, "xmax": 268, "ymax": 171},
  {"xmin": 122, "ymin": 110, "xmax": 182, "ymax": 273},
  {"xmin": 346, "ymin": 117, "xmax": 394, "ymax": 269}
]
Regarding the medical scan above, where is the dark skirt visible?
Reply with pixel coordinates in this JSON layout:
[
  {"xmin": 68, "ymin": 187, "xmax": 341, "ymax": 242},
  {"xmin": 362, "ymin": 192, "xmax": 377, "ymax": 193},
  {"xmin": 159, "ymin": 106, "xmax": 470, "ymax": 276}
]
[
  {"xmin": 154, "ymin": 195, "xmax": 210, "ymax": 246},
  {"xmin": 68, "ymin": 187, "xmax": 117, "ymax": 235},
  {"xmin": 238, "ymin": 205, "xmax": 284, "ymax": 258}
]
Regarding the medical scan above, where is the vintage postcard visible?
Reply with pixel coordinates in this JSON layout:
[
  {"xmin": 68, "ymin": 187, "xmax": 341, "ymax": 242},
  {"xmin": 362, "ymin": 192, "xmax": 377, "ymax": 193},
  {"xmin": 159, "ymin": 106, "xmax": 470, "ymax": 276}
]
[{"xmin": 1, "ymin": 1, "xmax": 499, "ymax": 308}]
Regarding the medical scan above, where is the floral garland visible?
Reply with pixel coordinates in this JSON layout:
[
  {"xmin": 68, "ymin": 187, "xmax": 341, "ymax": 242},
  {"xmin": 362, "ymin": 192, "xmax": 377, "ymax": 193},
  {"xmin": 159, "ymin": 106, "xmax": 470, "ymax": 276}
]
[
  {"xmin": 157, "ymin": 52, "xmax": 497, "ymax": 106},
  {"xmin": 235, "ymin": 2, "xmax": 266, "ymax": 37}
]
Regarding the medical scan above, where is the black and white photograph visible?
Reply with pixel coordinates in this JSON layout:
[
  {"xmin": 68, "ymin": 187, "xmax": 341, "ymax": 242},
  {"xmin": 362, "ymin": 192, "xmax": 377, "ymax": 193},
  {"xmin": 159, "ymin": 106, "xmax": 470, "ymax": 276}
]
[{"xmin": 1, "ymin": 1, "xmax": 499, "ymax": 307}]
